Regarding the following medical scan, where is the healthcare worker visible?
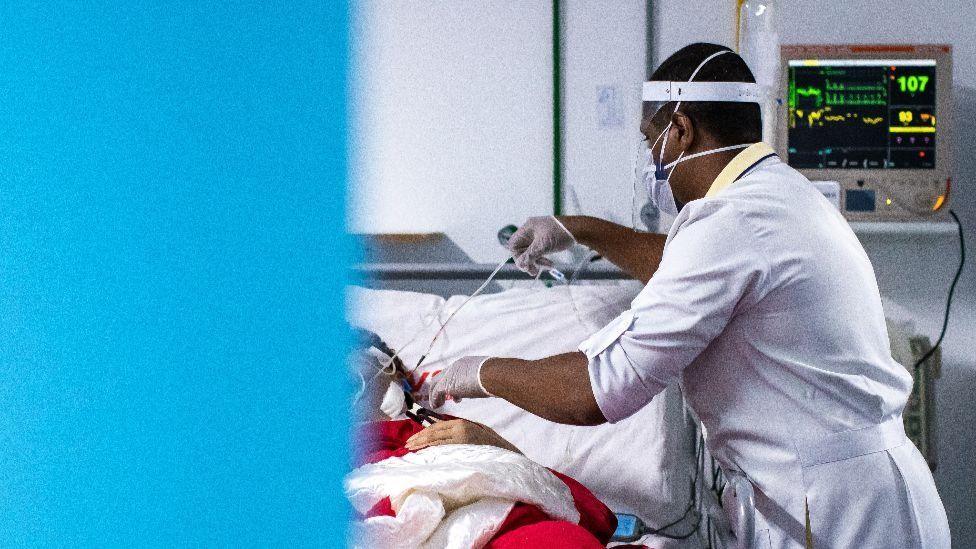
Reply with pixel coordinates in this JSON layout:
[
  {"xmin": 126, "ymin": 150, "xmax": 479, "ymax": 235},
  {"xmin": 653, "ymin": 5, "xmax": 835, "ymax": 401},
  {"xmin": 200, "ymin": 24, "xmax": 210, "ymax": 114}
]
[{"xmin": 427, "ymin": 43, "xmax": 950, "ymax": 548}]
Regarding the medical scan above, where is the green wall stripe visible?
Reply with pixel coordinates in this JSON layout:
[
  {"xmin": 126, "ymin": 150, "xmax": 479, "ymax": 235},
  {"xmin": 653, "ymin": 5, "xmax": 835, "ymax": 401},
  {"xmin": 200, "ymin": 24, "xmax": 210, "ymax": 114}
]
[{"xmin": 552, "ymin": 0, "xmax": 562, "ymax": 216}]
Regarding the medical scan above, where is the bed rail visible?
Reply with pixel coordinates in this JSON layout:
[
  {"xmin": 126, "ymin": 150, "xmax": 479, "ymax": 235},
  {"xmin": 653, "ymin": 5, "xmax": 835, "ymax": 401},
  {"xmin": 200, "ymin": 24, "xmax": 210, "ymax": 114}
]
[{"xmin": 354, "ymin": 261, "xmax": 631, "ymax": 281}]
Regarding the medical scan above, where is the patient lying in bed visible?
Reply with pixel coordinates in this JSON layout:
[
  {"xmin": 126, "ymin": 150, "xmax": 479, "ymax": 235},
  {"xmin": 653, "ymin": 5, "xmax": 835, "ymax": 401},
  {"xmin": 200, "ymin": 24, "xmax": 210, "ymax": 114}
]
[
  {"xmin": 351, "ymin": 328, "xmax": 519, "ymax": 453},
  {"xmin": 347, "ymin": 329, "xmax": 622, "ymax": 549},
  {"xmin": 348, "ymin": 284, "xmax": 700, "ymax": 547}
]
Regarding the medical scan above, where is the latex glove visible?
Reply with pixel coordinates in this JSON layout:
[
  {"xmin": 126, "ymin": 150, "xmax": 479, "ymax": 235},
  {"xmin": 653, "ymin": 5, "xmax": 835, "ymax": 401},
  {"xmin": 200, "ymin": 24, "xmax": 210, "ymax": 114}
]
[
  {"xmin": 427, "ymin": 356, "xmax": 492, "ymax": 409},
  {"xmin": 508, "ymin": 216, "xmax": 575, "ymax": 276}
]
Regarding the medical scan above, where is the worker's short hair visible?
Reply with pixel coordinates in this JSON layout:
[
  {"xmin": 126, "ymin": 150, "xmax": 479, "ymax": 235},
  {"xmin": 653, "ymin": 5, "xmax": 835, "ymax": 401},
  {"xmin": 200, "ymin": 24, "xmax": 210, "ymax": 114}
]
[{"xmin": 647, "ymin": 43, "xmax": 762, "ymax": 145}]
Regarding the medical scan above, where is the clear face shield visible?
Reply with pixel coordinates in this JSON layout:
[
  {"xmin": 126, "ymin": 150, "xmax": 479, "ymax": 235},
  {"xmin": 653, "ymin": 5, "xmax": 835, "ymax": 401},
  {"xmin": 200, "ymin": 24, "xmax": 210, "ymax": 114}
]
[
  {"xmin": 630, "ymin": 100, "xmax": 676, "ymax": 230},
  {"xmin": 634, "ymin": 50, "xmax": 765, "ymax": 223}
]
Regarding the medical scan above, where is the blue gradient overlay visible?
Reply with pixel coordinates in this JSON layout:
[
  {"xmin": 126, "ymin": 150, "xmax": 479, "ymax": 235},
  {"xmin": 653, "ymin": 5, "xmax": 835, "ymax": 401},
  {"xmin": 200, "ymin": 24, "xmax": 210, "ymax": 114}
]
[{"xmin": 0, "ymin": 2, "xmax": 351, "ymax": 545}]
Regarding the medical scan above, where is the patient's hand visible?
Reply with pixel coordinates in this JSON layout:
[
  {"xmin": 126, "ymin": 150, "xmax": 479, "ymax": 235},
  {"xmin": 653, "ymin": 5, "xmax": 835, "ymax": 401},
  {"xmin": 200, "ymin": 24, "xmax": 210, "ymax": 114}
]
[{"xmin": 404, "ymin": 418, "xmax": 521, "ymax": 454}]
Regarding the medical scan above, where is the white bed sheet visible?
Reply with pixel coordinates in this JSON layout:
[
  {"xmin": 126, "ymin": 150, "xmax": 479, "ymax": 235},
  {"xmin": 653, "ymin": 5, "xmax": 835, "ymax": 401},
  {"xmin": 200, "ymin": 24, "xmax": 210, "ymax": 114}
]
[{"xmin": 348, "ymin": 283, "xmax": 696, "ymax": 532}]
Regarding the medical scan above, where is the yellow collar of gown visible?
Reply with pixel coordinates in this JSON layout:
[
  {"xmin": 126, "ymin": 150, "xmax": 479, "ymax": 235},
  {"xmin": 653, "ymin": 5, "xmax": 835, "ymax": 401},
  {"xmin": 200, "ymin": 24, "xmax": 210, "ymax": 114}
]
[{"xmin": 704, "ymin": 142, "xmax": 777, "ymax": 198}]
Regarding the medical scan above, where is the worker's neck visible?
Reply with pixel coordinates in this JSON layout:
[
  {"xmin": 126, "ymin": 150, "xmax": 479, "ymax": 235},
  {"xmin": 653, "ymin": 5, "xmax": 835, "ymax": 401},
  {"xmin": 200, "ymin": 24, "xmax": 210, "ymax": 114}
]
[{"xmin": 676, "ymin": 149, "xmax": 742, "ymax": 203}]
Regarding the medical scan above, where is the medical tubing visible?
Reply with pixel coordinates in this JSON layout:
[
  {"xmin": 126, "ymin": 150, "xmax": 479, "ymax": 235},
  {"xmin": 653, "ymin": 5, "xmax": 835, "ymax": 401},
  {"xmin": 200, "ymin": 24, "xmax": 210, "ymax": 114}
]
[
  {"xmin": 356, "ymin": 309, "xmax": 439, "ymax": 398},
  {"xmin": 355, "ymin": 257, "xmax": 512, "ymax": 405},
  {"xmin": 351, "ymin": 287, "xmax": 460, "ymax": 406},
  {"xmin": 912, "ymin": 210, "xmax": 965, "ymax": 373},
  {"xmin": 568, "ymin": 250, "xmax": 599, "ymax": 285},
  {"xmin": 352, "ymin": 330, "xmax": 426, "ymax": 406},
  {"xmin": 365, "ymin": 256, "xmax": 511, "ymax": 388},
  {"xmin": 632, "ymin": 137, "xmax": 653, "ymax": 230},
  {"xmin": 412, "ymin": 258, "xmax": 510, "ymax": 371}
]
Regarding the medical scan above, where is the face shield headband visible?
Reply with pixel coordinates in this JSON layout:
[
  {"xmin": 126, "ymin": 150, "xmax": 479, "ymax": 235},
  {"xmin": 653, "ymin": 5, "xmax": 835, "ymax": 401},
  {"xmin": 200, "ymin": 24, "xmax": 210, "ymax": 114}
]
[{"xmin": 638, "ymin": 51, "xmax": 764, "ymax": 216}]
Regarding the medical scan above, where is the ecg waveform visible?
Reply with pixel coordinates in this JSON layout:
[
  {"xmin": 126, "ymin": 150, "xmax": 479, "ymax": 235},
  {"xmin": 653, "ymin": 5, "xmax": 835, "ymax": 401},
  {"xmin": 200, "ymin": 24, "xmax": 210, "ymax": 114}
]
[
  {"xmin": 791, "ymin": 107, "xmax": 889, "ymax": 130},
  {"xmin": 824, "ymin": 91, "xmax": 886, "ymax": 106},
  {"xmin": 789, "ymin": 79, "xmax": 887, "ymax": 109}
]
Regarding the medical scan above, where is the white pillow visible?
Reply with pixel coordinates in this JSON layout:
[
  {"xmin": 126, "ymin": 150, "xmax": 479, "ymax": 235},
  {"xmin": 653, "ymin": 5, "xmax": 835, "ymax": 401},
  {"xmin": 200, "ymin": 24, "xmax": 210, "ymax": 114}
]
[{"xmin": 347, "ymin": 283, "xmax": 694, "ymax": 526}]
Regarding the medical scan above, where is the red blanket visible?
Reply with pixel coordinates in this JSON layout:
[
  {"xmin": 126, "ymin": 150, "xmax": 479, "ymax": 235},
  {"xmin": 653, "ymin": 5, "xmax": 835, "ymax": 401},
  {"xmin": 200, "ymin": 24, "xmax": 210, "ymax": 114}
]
[{"xmin": 356, "ymin": 419, "xmax": 617, "ymax": 548}]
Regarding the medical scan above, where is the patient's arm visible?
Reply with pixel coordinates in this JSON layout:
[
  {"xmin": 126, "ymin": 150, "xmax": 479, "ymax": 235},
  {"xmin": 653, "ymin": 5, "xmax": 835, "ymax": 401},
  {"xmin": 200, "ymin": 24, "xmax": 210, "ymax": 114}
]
[
  {"xmin": 404, "ymin": 418, "xmax": 521, "ymax": 454},
  {"xmin": 480, "ymin": 352, "xmax": 607, "ymax": 426},
  {"xmin": 557, "ymin": 215, "xmax": 666, "ymax": 283}
]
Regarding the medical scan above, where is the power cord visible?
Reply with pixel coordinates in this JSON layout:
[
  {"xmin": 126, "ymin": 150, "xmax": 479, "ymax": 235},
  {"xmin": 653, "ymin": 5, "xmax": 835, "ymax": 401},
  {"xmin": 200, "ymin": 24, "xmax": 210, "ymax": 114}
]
[
  {"xmin": 912, "ymin": 209, "xmax": 966, "ymax": 375},
  {"xmin": 643, "ymin": 431, "xmax": 705, "ymax": 540}
]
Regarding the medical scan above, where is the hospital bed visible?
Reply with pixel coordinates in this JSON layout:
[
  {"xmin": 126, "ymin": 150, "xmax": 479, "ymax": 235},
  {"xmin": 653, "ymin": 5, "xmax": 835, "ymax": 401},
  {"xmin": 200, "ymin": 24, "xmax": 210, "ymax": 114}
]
[{"xmin": 352, "ymin": 250, "xmax": 940, "ymax": 549}]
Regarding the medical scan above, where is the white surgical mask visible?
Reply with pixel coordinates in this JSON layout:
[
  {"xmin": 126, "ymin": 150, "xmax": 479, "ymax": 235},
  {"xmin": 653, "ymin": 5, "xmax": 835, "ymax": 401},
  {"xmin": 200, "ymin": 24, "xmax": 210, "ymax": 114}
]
[{"xmin": 644, "ymin": 125, "xmax": 750, "ymax": 215}]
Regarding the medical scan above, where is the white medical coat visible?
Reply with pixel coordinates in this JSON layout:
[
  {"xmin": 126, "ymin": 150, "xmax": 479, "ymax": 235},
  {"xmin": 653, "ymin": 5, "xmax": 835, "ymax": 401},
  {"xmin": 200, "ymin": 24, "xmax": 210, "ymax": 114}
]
[{"xmin": 580, "ymin": 146, "xmax": 950, "ymax": 548}]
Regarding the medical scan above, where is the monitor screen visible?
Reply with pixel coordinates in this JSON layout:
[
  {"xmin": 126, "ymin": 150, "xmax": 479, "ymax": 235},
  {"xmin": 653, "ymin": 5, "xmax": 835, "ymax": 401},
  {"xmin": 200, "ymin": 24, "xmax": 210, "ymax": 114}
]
[{"xmin": 786, "ymin": 59, "xmax": 936, "ymax": 169}]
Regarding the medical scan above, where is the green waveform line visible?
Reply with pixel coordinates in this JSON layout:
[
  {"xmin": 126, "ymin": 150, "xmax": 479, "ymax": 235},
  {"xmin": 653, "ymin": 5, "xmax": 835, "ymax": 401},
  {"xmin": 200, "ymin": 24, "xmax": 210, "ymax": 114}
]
[
  {"xmin": 794, "ymin": 86, "xmax": 823, "ymax": 108},
  {"xmin": 825, "ymin": 79, "xmax": 886, "ymax": 93},
  {"xmin": 825, "ymin": 91, "xmax": 886, "ymax": 107}
]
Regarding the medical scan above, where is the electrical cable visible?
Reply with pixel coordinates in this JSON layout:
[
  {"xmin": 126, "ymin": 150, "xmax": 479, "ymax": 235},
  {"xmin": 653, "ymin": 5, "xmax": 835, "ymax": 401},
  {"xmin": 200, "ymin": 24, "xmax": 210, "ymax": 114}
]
[
  {"xmin": 644, "ymin": 431, "xmax": 704, "ymax": 539},
  {"xmin": 912, "ymin": 209, "xmax": 965, "ymax": 375}
]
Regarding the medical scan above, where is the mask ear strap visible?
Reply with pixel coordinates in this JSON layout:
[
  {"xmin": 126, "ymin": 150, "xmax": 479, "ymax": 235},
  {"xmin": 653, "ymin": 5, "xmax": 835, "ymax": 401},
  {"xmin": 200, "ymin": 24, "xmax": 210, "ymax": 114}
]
[
  {"xmin": 665, "ymin": 143, "xmax": 751, "ymax": 169},
  {"xmin": 658, "ymin": 92, "xmax": 684, "ymax": 165},
  {"xmin": 655, "ymin": 49, "xmax": 734, "ymax": 169},
  {"xmin": 664, "ymin": 149, "xmax": 686, "ymax": 177},
  {"xmin": 651, "ymin": 122, "xmax": 671, "ymax": 168}
]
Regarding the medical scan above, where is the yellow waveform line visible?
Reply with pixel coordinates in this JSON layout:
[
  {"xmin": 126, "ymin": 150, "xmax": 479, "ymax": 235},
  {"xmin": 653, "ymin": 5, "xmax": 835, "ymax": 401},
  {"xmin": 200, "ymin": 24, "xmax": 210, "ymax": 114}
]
[
  {"xmin": 805, "ymin": 109, "xmax": 828, "ymax": 126},
  {"xmin": 823, "ymin": 115, "xmax": 845, "ymax": 122},
  {"xmin": 889, "ymin": 126, "xmax": 935, "ymax": 133},
  {"xmin": 863, "ymin": 117, "xmax": 884, "ymax": 125}
]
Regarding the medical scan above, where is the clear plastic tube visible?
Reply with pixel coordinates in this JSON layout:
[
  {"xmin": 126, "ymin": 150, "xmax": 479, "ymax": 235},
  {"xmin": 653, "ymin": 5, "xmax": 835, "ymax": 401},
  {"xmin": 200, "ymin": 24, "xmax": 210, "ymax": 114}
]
[
  {"xmin": 411, "ymin": 258, "xmax": 510, "ymax": 370},
  {"xmin": 737, "ymin": 0, "xmax": 780, "ymax": 146}
]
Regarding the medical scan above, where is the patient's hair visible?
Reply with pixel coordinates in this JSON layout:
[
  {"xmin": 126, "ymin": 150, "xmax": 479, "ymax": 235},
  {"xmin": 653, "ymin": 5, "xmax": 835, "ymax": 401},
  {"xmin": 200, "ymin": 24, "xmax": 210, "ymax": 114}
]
[
  {"xmin": 354, "ymin": 328, "xmax": 397, "ymax": 359},
  {"xmin": 646, "ymin": 43, "xmax": 762, "ymax": 145}
]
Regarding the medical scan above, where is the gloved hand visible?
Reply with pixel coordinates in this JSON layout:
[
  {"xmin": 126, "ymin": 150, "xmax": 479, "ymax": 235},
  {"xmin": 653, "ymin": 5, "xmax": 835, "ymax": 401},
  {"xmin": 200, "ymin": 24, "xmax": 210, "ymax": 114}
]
[
  {"xmin": 427, "ymin": 356, "xmax": 493, "ymax": 409},
  {"xmin": 508, "ymin": 216, "xmax": 575, "ymax": 276}
]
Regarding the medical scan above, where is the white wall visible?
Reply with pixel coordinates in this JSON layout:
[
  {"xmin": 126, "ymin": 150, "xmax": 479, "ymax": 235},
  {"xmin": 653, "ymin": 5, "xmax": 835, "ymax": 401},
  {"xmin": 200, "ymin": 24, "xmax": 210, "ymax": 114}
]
[
  {"xmin": 650, "ymin": 0, "xmax": 976, "ymax": 540},
  {"xmin": 350, "ymin": 2, "xmax": 553, "ymax": 262},
  {"xmin": 562, "ymin": 0, "xmax": 648, "ymax": 227},
  {"xmin": 351, "ymin": 1, "xmax": 651, "ymax": 261}
]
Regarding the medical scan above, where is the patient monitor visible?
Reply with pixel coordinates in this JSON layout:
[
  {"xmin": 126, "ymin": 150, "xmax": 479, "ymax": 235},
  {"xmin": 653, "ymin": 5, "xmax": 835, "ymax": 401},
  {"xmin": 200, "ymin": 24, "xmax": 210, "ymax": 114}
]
[{"xmin": 777, "ymin": 45, "xmax": 953, "ymax": 221}]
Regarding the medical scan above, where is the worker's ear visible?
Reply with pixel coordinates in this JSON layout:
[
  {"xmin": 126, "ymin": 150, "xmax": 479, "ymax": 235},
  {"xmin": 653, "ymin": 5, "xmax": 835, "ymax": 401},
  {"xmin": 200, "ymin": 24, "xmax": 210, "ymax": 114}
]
[{"xmin": 670, "ymin": 111, "xmax": 697, "ymax": 153}]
